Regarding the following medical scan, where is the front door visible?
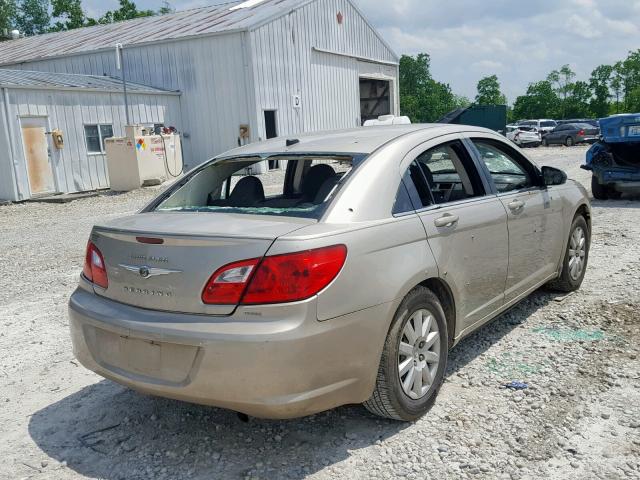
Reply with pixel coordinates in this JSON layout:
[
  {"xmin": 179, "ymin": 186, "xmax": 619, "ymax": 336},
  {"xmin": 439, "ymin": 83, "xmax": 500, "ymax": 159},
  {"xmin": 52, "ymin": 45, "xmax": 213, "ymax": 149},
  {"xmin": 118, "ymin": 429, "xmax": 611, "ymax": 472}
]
[
  {"xmin": 20, "ymin": 117, "xmax": 56, "ymax": 196},
  {"xmin": 401, "ymin": 137, "xmax": 509, "ymax": 331},
  {"xmin": 470, "ymin": 138, "xmax": 564, "ymax": 302}
]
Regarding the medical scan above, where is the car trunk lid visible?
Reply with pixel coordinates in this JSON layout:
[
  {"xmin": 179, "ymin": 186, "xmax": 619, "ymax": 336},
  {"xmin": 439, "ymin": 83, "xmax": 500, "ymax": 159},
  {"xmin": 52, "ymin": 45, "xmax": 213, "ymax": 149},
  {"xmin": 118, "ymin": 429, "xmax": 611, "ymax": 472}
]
[{"xmin": 89, "ymin": 212, "xmax": 315, "ymax": 315}]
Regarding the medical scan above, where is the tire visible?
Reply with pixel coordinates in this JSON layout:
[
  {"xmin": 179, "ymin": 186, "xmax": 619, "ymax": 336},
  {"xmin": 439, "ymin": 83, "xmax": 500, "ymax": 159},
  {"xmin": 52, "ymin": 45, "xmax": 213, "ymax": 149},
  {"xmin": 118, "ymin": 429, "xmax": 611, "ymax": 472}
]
[
  {"xmin": 607, "ymin": 187, "xmax": 622, "ymax": 200},
  {"xmin": 591, "ymin": 176, "xmax": 608, "ymax": 200},
  {"xmin": 542, "ymin": 138, "xmax": 549, "ymax": 147},
  {"xmin": 547, "ymin": 215, "xmax": 590, "ymax": 293},
  {"xmin": 363, "ymin": 286, "xmax": 448, "ymax": 421},
  {"xmin": 565, "ymin": 136, "xmax": 574, "ymax": 147}
]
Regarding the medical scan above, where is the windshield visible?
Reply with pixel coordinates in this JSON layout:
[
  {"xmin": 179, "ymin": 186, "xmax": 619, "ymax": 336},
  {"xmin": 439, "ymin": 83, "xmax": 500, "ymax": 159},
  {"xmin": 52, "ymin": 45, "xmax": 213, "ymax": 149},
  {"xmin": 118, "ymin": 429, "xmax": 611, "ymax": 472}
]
[
  {"xmin": 152, "ymin": 155, "xmax": 356, "ymax": 219},
  {"xmin": 541, "ymin": 121, "xmax": 556, "ymax": 128}
]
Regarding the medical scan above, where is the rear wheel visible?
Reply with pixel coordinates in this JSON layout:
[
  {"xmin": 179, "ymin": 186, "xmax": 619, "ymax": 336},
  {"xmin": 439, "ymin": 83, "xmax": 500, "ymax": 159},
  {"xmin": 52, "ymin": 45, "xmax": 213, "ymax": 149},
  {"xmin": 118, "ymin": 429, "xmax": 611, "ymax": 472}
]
[
  {"xmin": 364, "ymin": 287, "xmax": 448, "ymax": 421},
  {"xmin": 591, "ymin": 176, "xmax": 608, "ymax": 200},
  {"xmin": 542, "ymin": 137, "xmax": 549, "ymax": 147},
  {"xmin": 565, "ymin": 136, "xmax": 574, "ymax": 147},
  {"xmin": 548, "ymin": 215, "xmax": 590, "ymax": 292}
]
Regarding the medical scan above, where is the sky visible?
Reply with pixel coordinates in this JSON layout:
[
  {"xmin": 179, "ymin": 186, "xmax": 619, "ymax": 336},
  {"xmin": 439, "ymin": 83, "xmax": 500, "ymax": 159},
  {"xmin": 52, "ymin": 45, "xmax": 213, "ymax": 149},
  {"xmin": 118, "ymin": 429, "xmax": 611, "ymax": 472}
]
[{"xmin": 82, "ymin": 0, "xmax": 640, "ymax": 102}]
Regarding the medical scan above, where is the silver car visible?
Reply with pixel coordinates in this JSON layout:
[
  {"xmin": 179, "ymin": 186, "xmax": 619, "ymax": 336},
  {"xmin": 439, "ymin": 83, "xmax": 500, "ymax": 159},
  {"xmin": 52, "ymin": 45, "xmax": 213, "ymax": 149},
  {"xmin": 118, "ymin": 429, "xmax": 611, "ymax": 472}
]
[{"xmin": 69, "ymin": 125, "xmax": 591, "ymax": 421}]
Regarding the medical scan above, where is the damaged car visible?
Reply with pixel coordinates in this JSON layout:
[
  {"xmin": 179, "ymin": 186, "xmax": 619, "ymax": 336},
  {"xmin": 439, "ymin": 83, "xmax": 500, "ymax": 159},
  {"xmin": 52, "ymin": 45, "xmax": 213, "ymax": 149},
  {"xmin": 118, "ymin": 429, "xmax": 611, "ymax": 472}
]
[
  {"xmin": 69, "ymin": 125, "xmax": 592, "ymax": 421},
  {"xmin": 583, "ymin": 114, "xmax": 640, "ymax": 199}
]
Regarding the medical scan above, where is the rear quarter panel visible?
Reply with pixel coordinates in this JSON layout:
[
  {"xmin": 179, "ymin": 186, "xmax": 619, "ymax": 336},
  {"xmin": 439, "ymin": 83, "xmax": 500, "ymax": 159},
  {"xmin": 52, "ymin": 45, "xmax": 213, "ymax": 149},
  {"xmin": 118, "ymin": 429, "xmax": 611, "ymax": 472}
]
[{"xmin": 271, "ymin": 215, "xmax": 438, "ymax": 322}]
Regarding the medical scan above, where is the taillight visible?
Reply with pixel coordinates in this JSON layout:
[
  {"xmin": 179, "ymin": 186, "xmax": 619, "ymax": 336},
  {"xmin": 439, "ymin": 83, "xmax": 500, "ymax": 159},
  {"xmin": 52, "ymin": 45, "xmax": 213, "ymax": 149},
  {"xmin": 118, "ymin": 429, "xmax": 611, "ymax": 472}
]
[
  {"xmin": 202, "ymin": 258, "xmax": 259, "ymax": 305},
  {"xmin": 578, "ymin": 130, "xmax": 585, "ymax": 136},
  {"xmin": 201, "ymin": 245, "xmax": 347, "ymax": 305},
  {"xmin": 83, "ymin": 241, "xmax": 109, "ymax": 289}
]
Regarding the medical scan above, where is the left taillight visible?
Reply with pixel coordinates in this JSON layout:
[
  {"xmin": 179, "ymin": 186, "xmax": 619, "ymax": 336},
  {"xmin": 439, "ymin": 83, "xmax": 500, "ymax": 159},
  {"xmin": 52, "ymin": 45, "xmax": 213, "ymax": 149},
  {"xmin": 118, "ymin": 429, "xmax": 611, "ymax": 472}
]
[{"xmin": 83, "ymin": 241, "xmax": 108, "ymax": 289}]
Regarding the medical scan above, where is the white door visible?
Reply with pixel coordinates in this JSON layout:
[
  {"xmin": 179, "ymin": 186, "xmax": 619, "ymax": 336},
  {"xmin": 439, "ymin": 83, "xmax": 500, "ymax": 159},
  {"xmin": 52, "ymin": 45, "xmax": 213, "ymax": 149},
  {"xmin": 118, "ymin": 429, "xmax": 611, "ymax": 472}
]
[{"xmin": 20, "ymin": 117, "xmax": 57, "ymax": 196}]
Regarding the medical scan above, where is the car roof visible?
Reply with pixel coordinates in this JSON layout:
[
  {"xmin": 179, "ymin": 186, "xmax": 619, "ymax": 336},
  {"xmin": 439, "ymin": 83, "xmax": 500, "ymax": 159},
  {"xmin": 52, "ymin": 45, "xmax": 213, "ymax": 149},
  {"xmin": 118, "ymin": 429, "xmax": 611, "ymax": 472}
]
[{"xmin": 216, "ymin": 124, "xmax": 495, "ymax": 158}]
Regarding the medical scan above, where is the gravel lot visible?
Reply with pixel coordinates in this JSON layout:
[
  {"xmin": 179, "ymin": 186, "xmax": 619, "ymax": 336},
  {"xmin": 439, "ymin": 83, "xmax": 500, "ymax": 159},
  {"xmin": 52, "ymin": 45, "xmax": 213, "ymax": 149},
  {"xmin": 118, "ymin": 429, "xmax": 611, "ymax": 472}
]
[{"xmin": 1, "ymin": 145, "xmax": 639, "ymax": 480}]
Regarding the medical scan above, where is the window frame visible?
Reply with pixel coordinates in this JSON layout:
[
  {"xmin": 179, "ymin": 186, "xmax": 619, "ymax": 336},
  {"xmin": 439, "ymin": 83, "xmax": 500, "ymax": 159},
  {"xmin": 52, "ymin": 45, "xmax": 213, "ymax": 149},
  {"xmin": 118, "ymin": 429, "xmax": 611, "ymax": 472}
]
[
  {"xmin": 394, "ymin": 136, "xmax": 491, "ymax": 217},
  {"xmin": 84, "ymin": 123, "xmax": 114, "ymax": 155},
  {"xmin": 465, "ymin": 135, "xmax": 544, "ymax": 195}
]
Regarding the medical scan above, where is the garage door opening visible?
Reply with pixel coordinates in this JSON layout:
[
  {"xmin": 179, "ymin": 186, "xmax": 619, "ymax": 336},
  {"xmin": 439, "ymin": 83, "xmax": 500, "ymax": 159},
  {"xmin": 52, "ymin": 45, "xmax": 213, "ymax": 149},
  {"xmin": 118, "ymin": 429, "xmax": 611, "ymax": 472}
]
[{"xmin": 360, "ymin": 78, "xmax": 391, "ymax": 125}]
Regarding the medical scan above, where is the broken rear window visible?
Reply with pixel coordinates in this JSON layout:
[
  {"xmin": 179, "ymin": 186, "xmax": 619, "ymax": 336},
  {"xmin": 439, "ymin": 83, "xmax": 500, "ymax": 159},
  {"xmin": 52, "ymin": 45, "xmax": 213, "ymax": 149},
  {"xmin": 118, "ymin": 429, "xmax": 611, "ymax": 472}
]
[{"xmin": 152, "ymin": 155, "xmax": 357, "ymax": 219}]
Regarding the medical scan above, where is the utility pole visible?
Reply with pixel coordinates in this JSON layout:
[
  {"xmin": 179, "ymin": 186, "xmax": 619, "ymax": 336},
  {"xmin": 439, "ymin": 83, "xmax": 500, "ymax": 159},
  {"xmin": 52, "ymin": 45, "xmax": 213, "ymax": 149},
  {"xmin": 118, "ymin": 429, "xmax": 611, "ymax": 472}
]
[{"xmin": 115, "ymin": 43, "xmax": 131, "ymax": 125}]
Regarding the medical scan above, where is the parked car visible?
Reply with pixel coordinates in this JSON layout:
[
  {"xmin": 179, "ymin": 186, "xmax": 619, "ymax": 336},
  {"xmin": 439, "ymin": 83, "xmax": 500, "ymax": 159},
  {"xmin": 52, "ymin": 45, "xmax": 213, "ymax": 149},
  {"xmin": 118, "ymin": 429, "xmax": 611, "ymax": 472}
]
[
  {"xmin": 506, "ymin": 125, "xmax": 542, "ymax": 147},
  {"xmin": 542, "ymin": 123, "xmax": 600, "ymax": 146},
  {"xmin": 583, "ymin": 114, "xmax": 640, "ymax": 199},
  {"xmin": 517, "ymin": 119, "xmax": 558, "ymax": 135},
  {"xmin": 69, "ymin": 125, "xmax": 592, "ymax": 421},
  {"xmin": 557, "ymin": 118, "xmax": 600, "ymax": 128}
]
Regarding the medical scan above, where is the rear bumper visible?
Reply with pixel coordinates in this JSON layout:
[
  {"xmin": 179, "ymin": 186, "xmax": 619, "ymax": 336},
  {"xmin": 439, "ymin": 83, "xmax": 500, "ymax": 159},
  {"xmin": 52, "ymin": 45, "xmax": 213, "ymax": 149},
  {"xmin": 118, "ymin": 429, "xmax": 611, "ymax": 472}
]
[
  {"xmin": 68, "ymin": 289, "xmax": 393, "ymax": 419},
  {"xmin": 590, "ymin": 166, "xmax": 640, "ymax": 191}
]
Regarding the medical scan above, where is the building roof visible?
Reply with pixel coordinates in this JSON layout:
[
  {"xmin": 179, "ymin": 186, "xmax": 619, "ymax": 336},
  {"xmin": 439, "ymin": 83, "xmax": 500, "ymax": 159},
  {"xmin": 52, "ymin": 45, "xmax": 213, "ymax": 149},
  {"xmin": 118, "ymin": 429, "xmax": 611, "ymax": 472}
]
[
  {"xmin": 0, "ymin": 0, "xmax": 309, "ymax": 66},
  {"xmin": 217, "ymin": 124, "xmax": 494, "ymax": 158},
  {"xmin": 0, "ymin": 69, "xmax": 179, "ymax": 94}
]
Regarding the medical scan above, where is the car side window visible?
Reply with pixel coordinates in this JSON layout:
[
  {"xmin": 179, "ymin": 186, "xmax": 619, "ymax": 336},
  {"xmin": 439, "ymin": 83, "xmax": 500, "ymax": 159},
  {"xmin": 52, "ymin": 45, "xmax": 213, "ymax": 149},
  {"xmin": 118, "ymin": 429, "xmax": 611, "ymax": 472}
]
[
  {"xmin": 415, "ymin": 141, "xmax": 484, "ymax": 204},
  {"xmin": 472, "ymin": 140, "xmax": 536, "ymax": 193}
]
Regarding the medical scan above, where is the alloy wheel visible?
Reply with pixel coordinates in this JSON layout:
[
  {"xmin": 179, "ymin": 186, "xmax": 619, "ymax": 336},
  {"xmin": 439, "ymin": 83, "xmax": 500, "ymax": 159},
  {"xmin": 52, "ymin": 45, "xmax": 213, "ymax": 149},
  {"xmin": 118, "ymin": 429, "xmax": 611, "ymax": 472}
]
[
  {"xmin": 398, "ymin": 309, "xmax": 440, "ymax": 400},
  {"xmin": 568, "ymin": 226, "xmax": 586, "ymax": 281}
]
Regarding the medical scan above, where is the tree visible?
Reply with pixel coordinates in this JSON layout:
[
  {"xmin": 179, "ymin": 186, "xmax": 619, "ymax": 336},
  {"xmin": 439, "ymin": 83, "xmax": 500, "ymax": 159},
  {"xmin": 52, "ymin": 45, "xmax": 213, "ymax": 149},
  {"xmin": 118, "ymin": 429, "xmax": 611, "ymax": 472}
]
[
  {"xmin": 49, "ymin": 0, "xmax": 96, "ymax": 31},
  {"xmin": 399, "ymin": 53, "xmax": 464, "ymax": 122},
  {"xmin": 99, "ymin": 0, "xmax": 154, "ymax": 24},
  {"xmin": 475, "ymin": 74, "xmax": 507, "ymax": 105},
  {"xmin": 512, "ymin": 80, "xmax": 560, "ymax": 120},
  {"xmin": 0, "ymin": 0, "xmax": 17, "ymax": 33},
  {"xmin": 547, "ymin": 64, "xmax": 576, "ymax": 118},
  {"xmin": 589, "ymin": 64, "xmax": 613, "ymax": 118},
  {"xmin": 564, "ymin": 81, "xmax": 591, "ymax": 118},
  {"xmin": 16, "ymin": 0, "xmax": 49, "ymax": 35}
]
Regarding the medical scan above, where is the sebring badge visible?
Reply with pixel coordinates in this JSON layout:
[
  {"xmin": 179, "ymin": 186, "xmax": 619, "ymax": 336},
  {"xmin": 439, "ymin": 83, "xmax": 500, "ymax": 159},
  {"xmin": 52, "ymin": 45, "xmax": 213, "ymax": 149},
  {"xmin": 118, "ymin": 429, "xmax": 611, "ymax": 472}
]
[{"xmin": 119, "ymin": 263, "xmax": 182, "ymax": 279}]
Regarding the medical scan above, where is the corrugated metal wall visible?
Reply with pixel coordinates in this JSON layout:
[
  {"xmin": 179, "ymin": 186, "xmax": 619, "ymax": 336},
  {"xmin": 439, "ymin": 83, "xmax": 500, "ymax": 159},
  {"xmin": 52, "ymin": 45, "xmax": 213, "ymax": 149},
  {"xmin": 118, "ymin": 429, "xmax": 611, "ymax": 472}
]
[
  {"xmin": 250, "ymin": 0, "xmax": 399, "ymax": 139},
  {"xmin": 1, "ymin": 0, "xmax": 398, "ymax": 171},
  {"xmin": 4, "ymin": 33, "xmax": 254, "ymax": 169},
  {"xmin": 0, "ymin": 89, "xmax": 180, "ymax": 201}
]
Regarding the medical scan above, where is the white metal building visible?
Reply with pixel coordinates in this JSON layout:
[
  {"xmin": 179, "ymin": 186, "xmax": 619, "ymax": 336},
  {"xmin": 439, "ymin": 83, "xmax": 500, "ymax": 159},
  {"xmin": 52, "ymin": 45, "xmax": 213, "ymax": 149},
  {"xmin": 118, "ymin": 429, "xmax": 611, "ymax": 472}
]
[
  {"xmin": 0, "ymin": 70, "xmax": 181, "ymax": 201},
  {"xmin": 0, "ymin": 0, "xmax": 399, "ymax": 201}
]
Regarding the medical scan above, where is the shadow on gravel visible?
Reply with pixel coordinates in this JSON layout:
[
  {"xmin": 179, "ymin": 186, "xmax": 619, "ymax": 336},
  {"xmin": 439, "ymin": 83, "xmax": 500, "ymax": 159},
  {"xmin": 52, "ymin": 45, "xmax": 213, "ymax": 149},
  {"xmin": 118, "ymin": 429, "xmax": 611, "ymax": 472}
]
[
  {"xmin": 591, "ymin": 196, "xmax": 640, "ymax": 208},
  {"xmin": 28, "ymin": 290, "xmax": 558, "ymax": 479}
]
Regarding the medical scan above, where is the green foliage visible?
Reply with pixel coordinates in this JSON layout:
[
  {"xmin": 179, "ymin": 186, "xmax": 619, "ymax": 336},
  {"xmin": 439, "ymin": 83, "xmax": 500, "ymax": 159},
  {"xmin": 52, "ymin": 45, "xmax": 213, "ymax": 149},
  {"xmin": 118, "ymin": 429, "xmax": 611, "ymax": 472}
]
[
  {"xmin": 99, "ymin": 0, "xmax": 154, "ymax": 24},
  {"xmin": 0, "ymin": 0, "xmax": 17, "ymax": 31},
  {"xmin": 399, "ymin": 53, "xmax": 466, "ymax": 122},
  {"xmin": 49, "ymin": 0, "xmax": 95, "ymax": 31},
  {"xmin": 16, "ymin": 0, "xmax": 49, "ymax": 35},
  {"xmin": 512, "ymin": 80, "xmax": 560, "ymax": 120},
  {"xmin": 475, "ymin": 75, "xmax": 507, "ymax": 106}
]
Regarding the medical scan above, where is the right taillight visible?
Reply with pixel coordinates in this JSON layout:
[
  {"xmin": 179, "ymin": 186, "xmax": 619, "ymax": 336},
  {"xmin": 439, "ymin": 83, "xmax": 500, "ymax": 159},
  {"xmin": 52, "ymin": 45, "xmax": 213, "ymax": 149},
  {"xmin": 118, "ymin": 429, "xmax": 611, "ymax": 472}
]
[
  {"xmin": 83, "ymin": 241, "xmax": 108, "ymax": 289},
  {"xmin": 201, "ymin": 245, "xmax": 347, "ymax": 306}
]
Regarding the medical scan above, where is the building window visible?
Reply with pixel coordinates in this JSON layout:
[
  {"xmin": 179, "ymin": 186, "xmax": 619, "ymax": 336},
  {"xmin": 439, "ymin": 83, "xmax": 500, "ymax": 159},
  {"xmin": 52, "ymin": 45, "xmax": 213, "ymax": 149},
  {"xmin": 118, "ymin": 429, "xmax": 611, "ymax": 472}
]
[{"xmin": 84, "ymin": 124, "xmax": 114, "ymax": 154}]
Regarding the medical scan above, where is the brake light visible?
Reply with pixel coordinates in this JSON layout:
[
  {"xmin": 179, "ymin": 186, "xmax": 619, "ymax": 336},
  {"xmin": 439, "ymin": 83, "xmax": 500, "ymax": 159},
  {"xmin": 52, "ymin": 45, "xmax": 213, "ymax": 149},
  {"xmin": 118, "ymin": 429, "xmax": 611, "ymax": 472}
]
[
  {"xmin": 201, "ymin": 245, "xmax": 347, "ymax": 305},
  {"xmin": 578, "ymin": 130, "xmax": 585, "ymax": 136},
  {"xmin": 83, "ymin": 241, "xmax": 108, "ymax": 289}
]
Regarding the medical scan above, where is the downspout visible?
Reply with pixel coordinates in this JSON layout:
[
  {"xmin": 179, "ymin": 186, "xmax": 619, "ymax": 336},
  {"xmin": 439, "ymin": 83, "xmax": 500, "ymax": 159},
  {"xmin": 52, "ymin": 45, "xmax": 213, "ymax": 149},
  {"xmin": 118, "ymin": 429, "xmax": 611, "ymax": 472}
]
[{"xmin": 2, "ymin": 87, "xmax": 21, "ymax": 201}]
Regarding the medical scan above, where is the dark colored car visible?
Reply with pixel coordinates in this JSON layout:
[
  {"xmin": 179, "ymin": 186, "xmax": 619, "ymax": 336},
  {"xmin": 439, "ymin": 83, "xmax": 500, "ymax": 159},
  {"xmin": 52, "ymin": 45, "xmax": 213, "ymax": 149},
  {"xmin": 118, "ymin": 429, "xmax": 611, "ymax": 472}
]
[
  {"xmin": 556, "ymin": 119, "xmax": 600, "ymax": 128},
  {"xmin": 583, "ymin": 114, "xmax": 640, "ymax": 199},
  {"xmin": 542, "ymin": 123, "xmax": 600, "ymax": 147}
]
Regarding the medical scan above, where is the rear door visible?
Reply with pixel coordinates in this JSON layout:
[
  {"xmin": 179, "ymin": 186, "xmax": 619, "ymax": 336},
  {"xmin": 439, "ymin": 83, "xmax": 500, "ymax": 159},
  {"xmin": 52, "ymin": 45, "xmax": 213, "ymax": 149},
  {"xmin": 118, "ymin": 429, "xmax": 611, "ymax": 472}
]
[
  {"xmin": 20, "ymin": 117, "xmax": 57, "ymax": 196},
  {"xmin": 469, "ymin": 136, "xmax": 565, "ymax": 302},
  {"xmin": 400, "ymin": 135, "xmax": 509, "ymax": 331}
]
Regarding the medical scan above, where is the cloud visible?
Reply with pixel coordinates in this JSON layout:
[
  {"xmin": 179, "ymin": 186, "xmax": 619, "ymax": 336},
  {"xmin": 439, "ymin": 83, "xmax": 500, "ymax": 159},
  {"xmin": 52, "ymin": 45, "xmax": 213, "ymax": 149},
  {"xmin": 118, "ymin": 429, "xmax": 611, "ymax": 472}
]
[{"xmin": 77, "ymin": 0, "xmax": 640, "ymax": 102}]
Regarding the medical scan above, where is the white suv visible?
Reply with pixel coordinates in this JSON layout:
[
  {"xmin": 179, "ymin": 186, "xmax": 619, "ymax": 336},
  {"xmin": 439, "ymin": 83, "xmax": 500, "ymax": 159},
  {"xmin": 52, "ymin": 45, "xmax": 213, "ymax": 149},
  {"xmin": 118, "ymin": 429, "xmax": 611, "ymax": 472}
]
[{"xmin": 517, "ymin": 119, "xmax": 557, "ymax": 135}]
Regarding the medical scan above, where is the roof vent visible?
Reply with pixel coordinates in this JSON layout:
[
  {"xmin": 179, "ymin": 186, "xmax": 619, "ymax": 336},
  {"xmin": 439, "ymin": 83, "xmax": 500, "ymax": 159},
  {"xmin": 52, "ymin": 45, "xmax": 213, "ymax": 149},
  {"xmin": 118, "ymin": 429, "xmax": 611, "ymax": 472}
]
[
  {"xmin": 286, "ymin": 139, "xmax": 300, "ymax": 147},
  {"xmin": 10, "ymin": 30, "xmax": 20, "ymax": 40}
]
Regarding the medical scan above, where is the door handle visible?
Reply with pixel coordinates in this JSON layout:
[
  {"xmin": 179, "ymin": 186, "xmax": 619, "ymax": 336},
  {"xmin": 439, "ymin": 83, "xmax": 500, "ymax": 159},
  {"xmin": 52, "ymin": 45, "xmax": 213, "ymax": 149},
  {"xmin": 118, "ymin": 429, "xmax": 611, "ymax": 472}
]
[
  {"xmin": 507, "ymin": 199, "xmax": 525, "ymax": 212},
  {"xmin": 434, "ymin": 214, "xmax": 459, "ymax": 228}
]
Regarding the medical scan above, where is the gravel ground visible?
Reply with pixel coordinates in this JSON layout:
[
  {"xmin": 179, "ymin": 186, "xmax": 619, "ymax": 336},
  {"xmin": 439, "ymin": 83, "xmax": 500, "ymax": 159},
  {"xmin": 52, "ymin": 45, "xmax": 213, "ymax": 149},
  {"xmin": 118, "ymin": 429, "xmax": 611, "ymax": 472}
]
[{"xmin": 1, "ymin": 145, "xmax": 639, "ymax": 480}]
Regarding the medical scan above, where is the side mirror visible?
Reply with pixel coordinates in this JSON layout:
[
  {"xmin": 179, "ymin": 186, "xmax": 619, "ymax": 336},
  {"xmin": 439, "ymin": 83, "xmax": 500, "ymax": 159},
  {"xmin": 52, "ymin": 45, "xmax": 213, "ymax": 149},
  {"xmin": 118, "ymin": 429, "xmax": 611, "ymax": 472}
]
[{"xmin": 541, "ymin": 166, "xmax": 567, "ymax": 186}]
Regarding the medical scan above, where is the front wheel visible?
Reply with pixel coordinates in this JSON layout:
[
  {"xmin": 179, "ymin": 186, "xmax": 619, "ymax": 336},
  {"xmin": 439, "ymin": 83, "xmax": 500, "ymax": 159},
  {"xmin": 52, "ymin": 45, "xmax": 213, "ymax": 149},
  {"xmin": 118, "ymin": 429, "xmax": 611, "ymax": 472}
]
[
  {"xmin": 548, "ymin": 215, "xmax": 590, "ymax": 292},
  {"xmin": 364, "ymin": 287, "xmax": 448, "ymax": 421},
  {"xmin": 542, "ymin": 138, "xmax": 549, "ymax": 147}
]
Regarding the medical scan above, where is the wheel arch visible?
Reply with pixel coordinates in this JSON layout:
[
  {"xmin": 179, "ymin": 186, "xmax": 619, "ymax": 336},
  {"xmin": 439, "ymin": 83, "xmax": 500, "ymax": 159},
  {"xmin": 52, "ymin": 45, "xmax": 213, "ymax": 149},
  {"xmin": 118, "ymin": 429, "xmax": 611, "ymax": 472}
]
[
  {"xmin": 574, "ymin": 202, "xmax": 591, "ymax": 232},
  {"xmin": 418, "ymin": 277, "xmax": 457, "ymax": 348}
]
